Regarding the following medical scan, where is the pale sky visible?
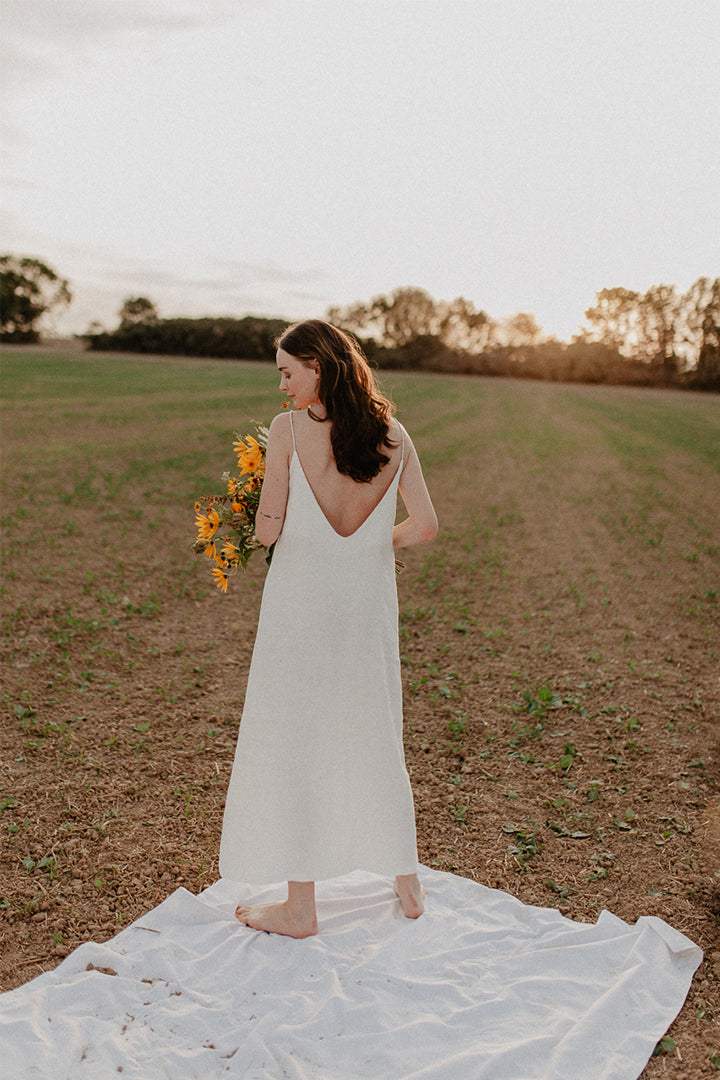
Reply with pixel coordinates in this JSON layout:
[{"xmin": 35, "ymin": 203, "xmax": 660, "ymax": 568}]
[{"xmin": 2, "ymin": 0, "xmax": 719, "ymax": 342}]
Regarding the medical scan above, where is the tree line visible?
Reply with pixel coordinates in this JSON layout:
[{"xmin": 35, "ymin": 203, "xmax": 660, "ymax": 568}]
[
  {"xmin": 86, "ymin": 296, "xmax": 287, "ymax": 363},
  {"xmin": 1, "ymin": 255, "xmax": 718, "ymax": 390},
  {"xmin": 326, "ymin": 281, "xmax": 719, "ymax": 389}
]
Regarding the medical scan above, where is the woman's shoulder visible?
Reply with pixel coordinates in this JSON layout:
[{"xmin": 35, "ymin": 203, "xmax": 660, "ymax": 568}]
[
  {"xmin": 268, "ymin": 409, "xmax": 293, "ymax": 434},
  {"xmin": 265, "ymin": 410, "xmax": 294, "ymax": 453},
  {"xmin": 388, "ymin": 416, "xmax": 411, "ymax": 446},
  {"xmin": 269, "ymin": 408, "xmax": 292, "ymax": 425}
]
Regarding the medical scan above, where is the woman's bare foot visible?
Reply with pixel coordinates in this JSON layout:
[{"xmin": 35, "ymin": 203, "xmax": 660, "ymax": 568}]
[
  {"xmin": 235, "ymin": 900, "xmax": 318, "ymax": 938},
  {"xmin": 235, "ymin": 881, "xmax": 318, "ymax": 938},
  {"xmin": 395, "ymin": 873, "xmax": 425, "ymax": 918}
]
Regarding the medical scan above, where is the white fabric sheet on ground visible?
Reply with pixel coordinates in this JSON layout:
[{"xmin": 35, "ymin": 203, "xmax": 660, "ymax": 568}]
[{"xmin": 0, "ymin": 866, "xmax": 701, "ymax": 1080}]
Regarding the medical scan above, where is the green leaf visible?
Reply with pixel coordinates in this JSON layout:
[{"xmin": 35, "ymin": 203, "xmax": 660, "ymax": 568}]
[
  {"xmin": 545, "ymin": 878, "xmax": 571, "ymax": 898},
  {"xmin": 653, "ymin": 1037, "xmax": 676, "ymax": 1056}
]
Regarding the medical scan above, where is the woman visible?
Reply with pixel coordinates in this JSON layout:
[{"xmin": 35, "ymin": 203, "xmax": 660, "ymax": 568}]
[{"xmin": 219, "ymin": 319, "xmax": 438, "ymax": 937}]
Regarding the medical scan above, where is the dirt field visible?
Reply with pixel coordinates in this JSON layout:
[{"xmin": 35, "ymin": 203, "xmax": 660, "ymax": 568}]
[{"xmin": 1, "ymin": 350, "xmax": 719, "ymax": 1076}]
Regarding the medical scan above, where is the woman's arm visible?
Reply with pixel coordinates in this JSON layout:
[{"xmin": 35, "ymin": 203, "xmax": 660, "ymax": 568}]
[
  {"xmin": 254, "ymin": 413, "xmax": 292, "ymax": 548},
  {"xmin": 394, "ymin": 437, "xmax": 438, "ymax": 550}
]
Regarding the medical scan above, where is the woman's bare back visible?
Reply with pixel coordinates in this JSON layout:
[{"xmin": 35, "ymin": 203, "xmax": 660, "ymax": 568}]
[{"xmin": 292, "ymin": 410, "xmax": 403, "ymax": 538}]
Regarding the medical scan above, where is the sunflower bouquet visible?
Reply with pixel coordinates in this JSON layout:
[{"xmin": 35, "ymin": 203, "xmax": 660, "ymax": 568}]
[{"xmin": 193, "ymin": 424, "xmax": 271, "ymax": 592}]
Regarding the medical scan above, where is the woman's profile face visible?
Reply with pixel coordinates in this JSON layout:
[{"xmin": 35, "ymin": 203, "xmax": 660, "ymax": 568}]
[{"xmin": 276, "ymin": 348, "xmax": 320, "ymax": 409}]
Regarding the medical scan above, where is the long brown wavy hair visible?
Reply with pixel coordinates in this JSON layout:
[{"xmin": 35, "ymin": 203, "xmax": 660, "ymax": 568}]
[{"xmin": 276, "ymin": 320, "xmax": 397, "ymax": 483}]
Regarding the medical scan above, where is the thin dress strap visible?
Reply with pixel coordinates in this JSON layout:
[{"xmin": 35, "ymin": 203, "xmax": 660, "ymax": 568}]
[
  {"xmin": 289, "ymin": 410, "xmax": 296, "ymax": 452},
  {"xmin": 396, "ymin": 421, "xmax": 406, "ymax": 468}
]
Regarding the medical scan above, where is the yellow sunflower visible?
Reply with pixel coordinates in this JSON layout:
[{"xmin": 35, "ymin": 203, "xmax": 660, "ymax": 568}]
[
  {"xmin": 211, "ymin": 566, "xmax": 228, "ymax": 592},
  {"xmin": 195, "ymin": 508, "xmax": 221, "ymax": 539},
  {"xmin": 221, "ymin": 540, "xmax": 240, "ymax": 563},
  {"xmin": 194, "ymin": 423, "xmax": 271, "ymax": 592},
  {"xmin": 234, "ymin": 435, "xmax": 265, "ymax": 476}
]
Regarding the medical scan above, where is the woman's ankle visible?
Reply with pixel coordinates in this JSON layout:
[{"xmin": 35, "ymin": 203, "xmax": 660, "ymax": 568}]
[{"xmin": 287, "ymin": 880, "xmax": 317, "ymax": 918}]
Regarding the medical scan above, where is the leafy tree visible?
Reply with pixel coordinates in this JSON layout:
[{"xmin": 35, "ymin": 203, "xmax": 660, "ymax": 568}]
[
  {"xmin": 326, "ymin": 300, "xmax": 376, "ymax": 341},
  {"xmin": 682, "ymin": 276, "xmax": 720, "ymax": 387},
  {"xmin": 373, "ymin": 287, "xmax": 440, "ymax": 347},
  {"xmin": 329, "ymin": 287, "xmax": 440, "ymax": 348},
  {"xmin": 582, "ymin": 279, "xmax": 718, "ymax": 384},
  {"xmin": 329, "ymin": 287, "xmax": 497, "ymax": 353},
  {"xmin": 502, "ymin": 312, "xmax": 543, "ymax": 348},
  {"xmin": 582, "ymin": 287, "xmax": 641, "ymax": 354},
  {"xmin": 0, "ymin": 255, "xmax": 72, "ymax": 342},
  {"xmin": 438, "ymin": 296, "xmax": 495, "ymax": 351},
  {"xmin": 118, "ymin": 296, "xmax": 160, "ymax": 329},
  {"xmin": 635, "ymin": 284, "xmax": 680, "ymax": 374}
]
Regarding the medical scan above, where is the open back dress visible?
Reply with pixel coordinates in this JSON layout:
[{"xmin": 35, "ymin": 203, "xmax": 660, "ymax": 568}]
[{"xmin": 219, "ymin": 414, "xmax": 419, "ymax": 884}]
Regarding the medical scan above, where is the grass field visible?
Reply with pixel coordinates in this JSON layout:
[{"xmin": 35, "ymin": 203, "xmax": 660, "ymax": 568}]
[{"xmin": 2, "ymin": 349, "xmax": 719, "ymax": 1075}]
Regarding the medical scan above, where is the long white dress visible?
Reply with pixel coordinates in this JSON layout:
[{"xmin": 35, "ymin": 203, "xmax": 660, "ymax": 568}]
[{"xmin": 219, "ymin": 417, "xmax": 418, "ymax": 884}]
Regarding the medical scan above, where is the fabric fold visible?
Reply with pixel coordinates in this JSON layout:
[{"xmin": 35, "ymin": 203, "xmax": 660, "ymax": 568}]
[{"xmin": 0, "ymin": 867, "xmax": 701, "ymax": 1080}]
